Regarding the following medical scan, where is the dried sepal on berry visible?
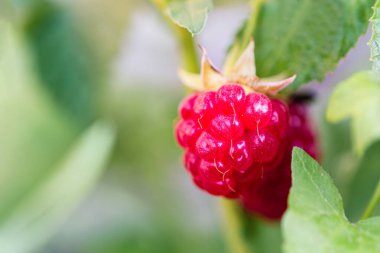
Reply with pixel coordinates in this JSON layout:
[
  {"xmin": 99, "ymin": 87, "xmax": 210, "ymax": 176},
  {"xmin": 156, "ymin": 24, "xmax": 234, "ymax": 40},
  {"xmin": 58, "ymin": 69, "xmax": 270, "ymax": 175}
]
[
  {"xmin": 227, "ymin": 40, "xmax": 256, "ymax": 79},
  {"xmin": 179, "ymin": 40, "xmax": 296, "ymax": 96}
]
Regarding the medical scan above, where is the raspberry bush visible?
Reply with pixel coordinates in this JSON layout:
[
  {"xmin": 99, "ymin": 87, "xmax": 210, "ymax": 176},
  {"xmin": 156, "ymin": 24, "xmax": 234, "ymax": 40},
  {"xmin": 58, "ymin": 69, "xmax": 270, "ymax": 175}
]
[
  {"xmin": 3, "ymin": 0, "xmax": 380, "ymax": 253},
  {"xmin": 160, "ymin": 0, "xmax": 380, "ymax": 252}
]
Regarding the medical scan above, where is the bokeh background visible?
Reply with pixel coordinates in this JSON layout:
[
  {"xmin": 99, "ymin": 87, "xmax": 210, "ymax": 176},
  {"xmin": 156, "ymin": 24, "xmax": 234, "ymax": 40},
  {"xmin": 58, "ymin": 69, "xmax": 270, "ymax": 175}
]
[{"xmin": 0, "ymin": 0, "xmax": 378, "ymax": 253}]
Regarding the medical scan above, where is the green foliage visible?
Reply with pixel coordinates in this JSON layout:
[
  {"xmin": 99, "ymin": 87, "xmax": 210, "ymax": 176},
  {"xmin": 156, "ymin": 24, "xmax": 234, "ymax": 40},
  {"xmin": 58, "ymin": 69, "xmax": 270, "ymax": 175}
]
[
  {"xmin": 344, "ymin": 140, "xmax": 380, "ymax": 221},
  {"xmin": 0, "ymin": 122, "xmax": 115, "ymax": 253},
  {"xmin": 0, "ymin": 1, "xmax": 12, "ymax": 21},
  {"xmin": 0, "ymin": 22, "xmax": 78, "ymax": 221},
  {"xmin": 107, "ymin": 87, "xmax": 179, "ymax": 174},
  {"xmin": 283, "ymin": 148, "xmax": 380, "ymax": 253},
  {"xmin": 24, "ymin": 1, "xmax": 101, "ymax": 127},
  {"xmin": 166, "ymin": 0, "xmax": 213, "ymax": 35},
  {"xmin": 246, "ymin": 0, "xmax": 375, "ymax": 90},
  {"xmin": 0, "ymin": 21, "xmax": 115, "ymax": 253},
  {"xmin": 327, "ymin": 71, "xmax": 380, "ymax": 155},
  {"xmin": 242, "ymin": 215, "xmax": 282, "ymax": 253},
  {"xmin": 370, "ymin": 0, "xmax": 380, "ymax": 72},
  {"xmin": 68, "ymin": 225, "xmax": 227, "ymax": 253}
]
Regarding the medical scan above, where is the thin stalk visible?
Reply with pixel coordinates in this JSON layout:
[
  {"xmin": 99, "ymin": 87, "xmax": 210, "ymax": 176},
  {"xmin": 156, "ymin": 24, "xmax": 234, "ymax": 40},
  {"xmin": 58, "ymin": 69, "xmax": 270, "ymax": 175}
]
[
  {"xmin": 220, "ymin": 199, "xmax": 252, "ymax": 253},
  {"xmin": 223, "ymin": 0, "xmax": 263, "ymax": 74},
  {"xmin": 361, "ymin": 179, "xmax": 380, "ymax": 219}
]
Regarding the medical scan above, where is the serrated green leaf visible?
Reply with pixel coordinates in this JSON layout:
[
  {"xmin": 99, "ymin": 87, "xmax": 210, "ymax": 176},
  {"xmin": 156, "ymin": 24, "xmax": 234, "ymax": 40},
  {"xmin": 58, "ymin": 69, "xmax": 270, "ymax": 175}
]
[
  {"xmin": 283, "ymin": 148, "xmax": 380, "ymax": 253},
  {"xmin": 235, "ymin": 0, "xmax": 374, "ymax": 90},
  {"xmin": 370, "ymin": 0, "xmax": 380, "ymax": 72},
  {"xmin": 0, "ymin": 122, "xmax": 115, "ymax": 253},
  {"xmin": 326, "ymin": 71, "xmax": 380, "ymax": 155},
  {"xmin": 166, "ymin": 0, "xmax": 213, "ymax": 35}
]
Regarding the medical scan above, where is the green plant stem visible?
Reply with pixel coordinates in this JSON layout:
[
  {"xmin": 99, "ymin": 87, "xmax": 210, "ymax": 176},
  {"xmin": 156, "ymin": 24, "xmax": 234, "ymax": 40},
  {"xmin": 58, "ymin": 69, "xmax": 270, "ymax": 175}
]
[
  {"xmin": 220, "ymin": 199, "xmax": 252, "ymax": 253},
  {"xmin": 223, "ymin": 0, "xmax": 263, "ymax": 74},
  {"xmin": 153, "ymin": 2, "xmax": 251, "ymax": 253},
  {"xmin": 361, "ymin": 179, "xmax": 380, "ymax": 219},
  {"xmin": 151, "ymin": 0, "xmax": 199, "ymax": 73},
  {"xmin": 173, "ymin": 26, "xmax": 199, "ymax": 73}
]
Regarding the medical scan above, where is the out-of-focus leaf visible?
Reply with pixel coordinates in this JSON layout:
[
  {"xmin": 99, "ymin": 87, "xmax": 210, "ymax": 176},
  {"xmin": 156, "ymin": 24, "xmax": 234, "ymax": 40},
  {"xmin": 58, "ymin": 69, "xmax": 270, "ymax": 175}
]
[
  {"xmin": 0, "ymin": 122, "xmax": 115, "ymax": 253},
  {"xmin": 232, "ymin": 0, "xmax": 375, "ymax": 90},
  {"xmin": 0, "ymin": 23, "xmax": 78, "ymax": 220},
  {"xmin": 344, "ymin": 140, "xmax": 380, "ymax": 221},
  {"xmin": 319, "ymin": 116, "xmax": 359, "ymax": 203},
  {"xmin": 0, "ymin": 1, "xmax": 13, "ymax": 21},
  {"xmin": 327, "ymin": 71, "xmax": 380, "ymax": 155},
  {"xmin": 24, "ymin": 1, "xmax": 100, "ymax": 126},
  {"xmin": 370, "ymin": 0, "xmax": 380, "ymax": 72},
  {"xmin": 106, "ymin": 87, "xmax": 179, "ymax": 174},
  {"xmin": 72, "ymin": 224, "xmax": 226, "ymax": 253},
  {"xmin": 283, "ymin": 148, "xmax": 380, "ymax": 253},
  {"xmin": 166, "ymin": 0, "xmax": 213, "ymax": 35},
  {"xmin": 65, "ymin": 0, "xmax": 136, "ymax": 65}
]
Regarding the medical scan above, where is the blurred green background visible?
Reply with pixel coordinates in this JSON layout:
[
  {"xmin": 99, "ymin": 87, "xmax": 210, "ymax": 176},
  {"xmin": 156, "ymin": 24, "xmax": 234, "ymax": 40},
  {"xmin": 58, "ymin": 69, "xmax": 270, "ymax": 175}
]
[{"xmin": 0, "ymin": 0, "xmax": 378, "ymax": 253}]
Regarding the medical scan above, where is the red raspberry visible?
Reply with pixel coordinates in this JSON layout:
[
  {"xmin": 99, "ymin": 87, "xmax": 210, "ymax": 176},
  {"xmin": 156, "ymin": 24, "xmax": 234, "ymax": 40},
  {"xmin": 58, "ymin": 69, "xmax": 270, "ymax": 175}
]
[
  {"xmin": 267, "ymin": 99, "xmax": 289, "ymax": 138},
  {"xmin": 209, "ymin": 114, "xmax": 244, "ymax": 141},
  {"xmin": 288, "ymin": 101, "xmax": 320, "ymax": 160},
  {"xmin": 184, "ymin": 151, "xmax": 200, "ymax": 177},
  {"xmin": 240, "ymin": 98, "xmax": 319, "ymax": 220},
  {"xmin": 195, "ymin": 131, "xmax": 228, "ymax": 160},
  {"xmin": 198, "ymin": 160, "xmax": 237, "ymax": 196},
  {"xmin": 226, "ymin": 137, "xmax": 252, "ymax": 173},
  {"xmin": 175, "ymin": 84, "xmax": 290, "ymax": 198},
  {"xmin": 175, "ymin": 119, "xmax": 201, "ymax": 148},
  {"xmin": 179, "ymin": 94, "xmax": 198, "ymax": 119},
  {"xmin": 216, "ymin": 84, "xmax": 245, "ymax": 114},
  {"xmin": 241, "ymin": 163, "xmax": 291, "ymax": 220},
  {"xmin": 247, "ymin": 129, "xmax": 280, "ymax": 163},
  {"xmin": 242, "ymin": 93, "xmax": 273, "ymax": 129},
  {"xmin": 193, "ymin": 91, "xmax": 217, "ymax": 128}
]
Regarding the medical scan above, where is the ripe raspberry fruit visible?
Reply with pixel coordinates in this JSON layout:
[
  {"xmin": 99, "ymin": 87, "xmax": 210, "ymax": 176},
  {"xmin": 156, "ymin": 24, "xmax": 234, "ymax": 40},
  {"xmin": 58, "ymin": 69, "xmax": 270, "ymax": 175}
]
[
  {"xmin": 288, "ymin": 100, "xmax": 320, "ymax": 160},
  {"xmin": 227, "ymin": 137, "xmax": 252, "ymax": 173},
  {"xmin": 217, "ymin": 84, "xmax": 245, "ymax": 114},
  {"xmin": 240, "ymin": 98, "xmax": 319, "ymax": 220},
  {"xmin": 267, "ymin": 99, "xmax": 289, "ymax": 138},
  {"xmin": 195, "ymin": 131, "xmax": 228, "ymax": 160},
  {"xmin": 247, "ymin": 129, "xmax": 280, "ymax": 163},
  {"xmin": 175, "ymin": 84, "xmax": 290, "ymax": 198},
  {"xmin": 193, "ymin": 91, "xmax": 217, "ymax": 128},
  {"xmin": 242, "ymin": 93, "xmax": 273, "ymax": 129},
  {"xmin": 210, "ymin": 114, "xmax": 244, "ymax": 141},
  {"xmin": 175, "ymin": 119, "xmax": 201, "ymax": 148},
  {"xmin": 179, "ymin": 94, "xmax": 198, "ymax": 120}
]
